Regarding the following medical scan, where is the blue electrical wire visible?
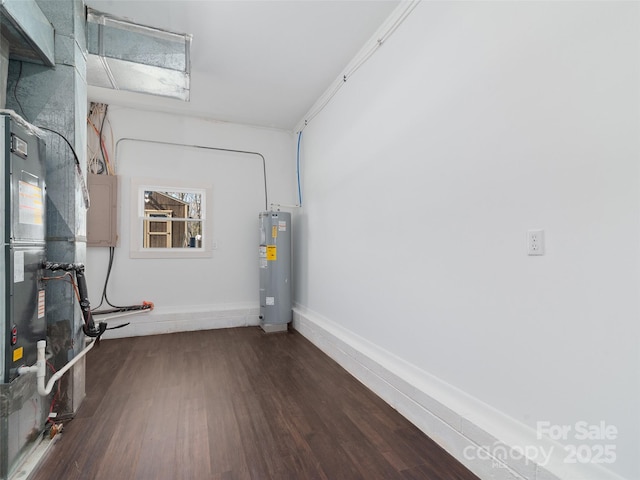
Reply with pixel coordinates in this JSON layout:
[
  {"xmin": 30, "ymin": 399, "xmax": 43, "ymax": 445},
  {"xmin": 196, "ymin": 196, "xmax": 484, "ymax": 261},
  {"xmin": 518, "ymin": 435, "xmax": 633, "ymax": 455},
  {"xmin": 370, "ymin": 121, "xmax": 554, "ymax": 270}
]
[{"xmin": 296, "ymin": 130, "xmax": 303, "ymax": 206}]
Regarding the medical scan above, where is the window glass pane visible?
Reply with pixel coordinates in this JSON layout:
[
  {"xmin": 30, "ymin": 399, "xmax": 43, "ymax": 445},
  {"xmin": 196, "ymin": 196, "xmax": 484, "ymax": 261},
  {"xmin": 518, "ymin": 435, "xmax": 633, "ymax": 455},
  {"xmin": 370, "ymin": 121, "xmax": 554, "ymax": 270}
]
[
  {"xmin": 144, "ymin": 190, "xmax": 202, "ymax": 220},
  {"xmin": 142, "ymin": 190, "xmax": 204, "ymax": 249},
  {"xmin": 143, "ymin": 218, "xmax": 203, "ymax": 249}
]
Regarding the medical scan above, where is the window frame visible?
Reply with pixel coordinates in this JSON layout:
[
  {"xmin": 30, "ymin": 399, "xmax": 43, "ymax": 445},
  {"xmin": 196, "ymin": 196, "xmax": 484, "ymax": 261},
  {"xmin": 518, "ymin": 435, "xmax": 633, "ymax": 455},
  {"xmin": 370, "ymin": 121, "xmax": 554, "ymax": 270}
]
[{"xmin": 130, "ymin": 177, "xmax": 212, "ymax": 259}]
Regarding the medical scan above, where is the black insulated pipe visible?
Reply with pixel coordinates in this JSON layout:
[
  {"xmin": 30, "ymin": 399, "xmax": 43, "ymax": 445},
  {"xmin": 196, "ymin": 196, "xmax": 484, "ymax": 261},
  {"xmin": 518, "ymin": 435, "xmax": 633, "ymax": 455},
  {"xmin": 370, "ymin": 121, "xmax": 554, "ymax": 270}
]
[{"xmin": 43, "ymin": 261, "xmax": 107, "ymax": 338}]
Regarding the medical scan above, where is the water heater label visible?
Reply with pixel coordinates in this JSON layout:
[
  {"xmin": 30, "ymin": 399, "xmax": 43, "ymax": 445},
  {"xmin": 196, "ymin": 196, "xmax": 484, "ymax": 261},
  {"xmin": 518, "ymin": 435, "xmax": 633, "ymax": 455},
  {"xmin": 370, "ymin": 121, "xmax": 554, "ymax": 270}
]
[
  {"xmin": 259, "ymin": 246, "xmax": 267, "ymax": 257},
  {"xmin": 267, "ymin": 245, "xmax": 277, "ymax": 261},
  {"xmin": 18, "ymin": 181, "xmax": 44, "ymax": 225},
  {"xmin": 278, "ymin": 221, "xmax": 287, "ymax": 232},
  {"xmin": 272, "ymin": 226, "xmax": 278, "ymax": 238},
  {"xmin": 266, "ymin": 297, "xmax": 275, "ymax": 306}
]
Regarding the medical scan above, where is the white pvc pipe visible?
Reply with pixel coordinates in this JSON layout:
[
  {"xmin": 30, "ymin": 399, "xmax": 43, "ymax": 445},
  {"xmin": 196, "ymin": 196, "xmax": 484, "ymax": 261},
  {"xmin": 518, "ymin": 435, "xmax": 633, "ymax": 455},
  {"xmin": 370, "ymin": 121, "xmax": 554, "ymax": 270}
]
[
  {"xmin": 18, "ymin": 339, "xmax": 96, "ymax": 396},
  {"xmin": 95, "ymin": 308, "xmax": 149, "ymax": 322}
]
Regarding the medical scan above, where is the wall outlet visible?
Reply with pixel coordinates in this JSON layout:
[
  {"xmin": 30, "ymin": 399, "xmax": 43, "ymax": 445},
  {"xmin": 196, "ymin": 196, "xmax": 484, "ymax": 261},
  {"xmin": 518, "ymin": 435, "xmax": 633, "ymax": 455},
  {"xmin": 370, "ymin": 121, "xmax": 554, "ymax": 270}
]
[{"xmin": 527, "ymin": 229, "xmax": 545, "ymax": 256}]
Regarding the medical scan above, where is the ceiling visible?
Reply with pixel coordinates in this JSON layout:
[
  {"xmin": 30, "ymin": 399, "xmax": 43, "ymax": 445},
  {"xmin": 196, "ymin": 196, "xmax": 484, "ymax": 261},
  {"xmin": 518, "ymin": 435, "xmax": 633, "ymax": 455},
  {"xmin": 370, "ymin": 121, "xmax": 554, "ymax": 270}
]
[{"xmin": 84, "ymin": 0, "xmax": 400, "ymax": 131}]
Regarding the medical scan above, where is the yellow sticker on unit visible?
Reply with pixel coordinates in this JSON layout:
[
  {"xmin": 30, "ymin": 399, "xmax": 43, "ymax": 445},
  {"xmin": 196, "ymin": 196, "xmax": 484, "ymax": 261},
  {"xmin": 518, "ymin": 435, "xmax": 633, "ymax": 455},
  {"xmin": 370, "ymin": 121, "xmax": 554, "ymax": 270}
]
[
  {"xmin": 266, "ymin": 245, "xmax": 277, "ymax": 261},
  {"xmin": 272, "ymin": 225, "xmax": 278, "ymax": 239},
  {"xmin": 13, "ymin": 347, "xmax": 23, "ymax": 362}
]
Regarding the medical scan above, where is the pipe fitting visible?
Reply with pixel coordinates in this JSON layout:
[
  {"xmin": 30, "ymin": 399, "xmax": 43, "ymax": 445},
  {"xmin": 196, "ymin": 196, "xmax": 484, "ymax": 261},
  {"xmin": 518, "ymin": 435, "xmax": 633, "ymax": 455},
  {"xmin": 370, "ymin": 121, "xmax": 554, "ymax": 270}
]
[{"xmin": 17, "ymin": 339, "xmax": 96, "ymax": 396}]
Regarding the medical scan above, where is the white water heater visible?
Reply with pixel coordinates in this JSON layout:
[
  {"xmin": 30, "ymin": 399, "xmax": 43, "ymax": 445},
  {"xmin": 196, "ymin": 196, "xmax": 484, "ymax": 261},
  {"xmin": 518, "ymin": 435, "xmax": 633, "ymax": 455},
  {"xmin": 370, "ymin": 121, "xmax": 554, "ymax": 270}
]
[{"xmin": 258, "ymin": 211, "xmax": 291, "ymax": 332}]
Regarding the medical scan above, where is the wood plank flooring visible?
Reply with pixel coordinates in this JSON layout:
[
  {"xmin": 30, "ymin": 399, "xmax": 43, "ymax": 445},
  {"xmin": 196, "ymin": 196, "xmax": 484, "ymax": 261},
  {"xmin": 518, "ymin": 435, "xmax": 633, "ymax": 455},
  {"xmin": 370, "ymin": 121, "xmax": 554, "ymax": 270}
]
[{"xmin": 29, "ymin": 327, "xmax": 479, "ymax": 480}]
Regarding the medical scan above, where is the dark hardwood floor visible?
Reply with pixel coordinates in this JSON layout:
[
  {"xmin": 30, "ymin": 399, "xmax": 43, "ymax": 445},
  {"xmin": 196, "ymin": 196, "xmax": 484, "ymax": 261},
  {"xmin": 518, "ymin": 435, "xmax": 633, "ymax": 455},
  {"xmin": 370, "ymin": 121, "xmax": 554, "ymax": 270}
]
[{"xmin": 30, "ymin": 327, "xmax": 479, "ymax": 480}]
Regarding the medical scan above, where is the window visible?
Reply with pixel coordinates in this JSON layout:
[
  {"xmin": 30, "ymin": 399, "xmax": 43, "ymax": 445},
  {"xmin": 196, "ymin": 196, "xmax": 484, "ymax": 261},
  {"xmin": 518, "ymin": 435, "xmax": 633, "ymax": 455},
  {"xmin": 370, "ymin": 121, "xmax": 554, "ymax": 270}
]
[
  {"xmin": 142, "ymin": 190, "xmax": 202, "ymax": 248},
  {"xmin": 131, "ymin": 178, "xmax": 212, "ymax": 258}
]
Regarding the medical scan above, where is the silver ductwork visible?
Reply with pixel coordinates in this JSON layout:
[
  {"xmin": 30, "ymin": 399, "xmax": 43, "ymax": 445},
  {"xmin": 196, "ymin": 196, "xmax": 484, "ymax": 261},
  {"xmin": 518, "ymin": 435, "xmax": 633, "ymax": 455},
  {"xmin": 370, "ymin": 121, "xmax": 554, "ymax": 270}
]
[
  {"xmin": 0, "ymin": 0, "xmax": 54, "ymax": 66},
  {"xmin": 86, "ymin": 8, "xmax": 191, "ymax": 101},
  {"xmin": 0, "ymin": 0, "xmax": 55, "ymax": 108}
]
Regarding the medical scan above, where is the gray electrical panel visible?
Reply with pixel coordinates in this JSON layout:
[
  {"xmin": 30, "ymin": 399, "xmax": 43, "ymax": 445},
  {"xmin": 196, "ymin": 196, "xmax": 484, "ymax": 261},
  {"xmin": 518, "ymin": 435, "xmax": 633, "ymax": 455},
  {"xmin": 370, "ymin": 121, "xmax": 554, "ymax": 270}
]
[
  {"xmin": 259, "ymin": 211, "xmax": 291, "ymax": 333},
  {"xmin": 87, "ymin": 173, "xmax": 118, "ymax": 246}
]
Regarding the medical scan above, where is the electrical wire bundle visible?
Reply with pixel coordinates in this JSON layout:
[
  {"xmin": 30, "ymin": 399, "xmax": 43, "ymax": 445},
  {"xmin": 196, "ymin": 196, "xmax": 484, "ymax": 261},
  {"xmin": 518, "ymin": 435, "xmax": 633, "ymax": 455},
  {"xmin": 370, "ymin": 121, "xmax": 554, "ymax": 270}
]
[{"xmin": 87, "ymin": 102, "xmax": 114, "ymax": 175}]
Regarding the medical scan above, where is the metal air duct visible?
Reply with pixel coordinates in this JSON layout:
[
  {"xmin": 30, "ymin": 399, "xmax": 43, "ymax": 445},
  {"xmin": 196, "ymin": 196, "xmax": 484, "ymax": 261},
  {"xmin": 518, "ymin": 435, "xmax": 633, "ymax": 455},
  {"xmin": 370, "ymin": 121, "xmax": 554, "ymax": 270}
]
[
  {"xmin": 0, "ymin": 0, "xmax": 55, "ymax": 108},
  {"xmin": 86, "ymin": 8, "xmax": 191, "ymax": 101}
]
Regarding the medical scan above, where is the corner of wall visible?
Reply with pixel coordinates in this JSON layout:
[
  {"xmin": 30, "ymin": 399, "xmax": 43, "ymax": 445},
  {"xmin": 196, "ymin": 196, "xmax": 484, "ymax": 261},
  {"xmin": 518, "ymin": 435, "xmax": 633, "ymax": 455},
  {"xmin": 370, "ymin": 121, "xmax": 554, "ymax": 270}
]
[{"xmin": 292, "ymin": 306, "xmax": 627, "ymax": 480}]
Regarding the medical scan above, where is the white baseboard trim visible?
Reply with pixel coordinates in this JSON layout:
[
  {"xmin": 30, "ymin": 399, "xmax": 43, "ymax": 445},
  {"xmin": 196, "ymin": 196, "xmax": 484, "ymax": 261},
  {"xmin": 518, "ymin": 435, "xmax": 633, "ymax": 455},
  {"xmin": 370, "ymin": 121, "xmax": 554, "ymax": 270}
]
[
  {"xmin": 98, "ymin": 303, "xmax": 260, "ymax": 339},
  {"xmin": 292, "ymin": 305, "xmax": 625, "ymax": 480}
]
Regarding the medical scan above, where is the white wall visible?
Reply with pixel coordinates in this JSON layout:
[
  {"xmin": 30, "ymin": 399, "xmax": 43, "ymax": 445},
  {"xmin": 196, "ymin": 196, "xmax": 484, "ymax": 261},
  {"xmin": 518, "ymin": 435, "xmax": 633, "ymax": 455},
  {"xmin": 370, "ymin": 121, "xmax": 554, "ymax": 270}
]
[
  {"xmin": 86, "ymin": 107, "xmax": 296, "ymax": 336},
  {"xmin": 294, "ymin": 2, "xmax": 639, "ymax": 479}
]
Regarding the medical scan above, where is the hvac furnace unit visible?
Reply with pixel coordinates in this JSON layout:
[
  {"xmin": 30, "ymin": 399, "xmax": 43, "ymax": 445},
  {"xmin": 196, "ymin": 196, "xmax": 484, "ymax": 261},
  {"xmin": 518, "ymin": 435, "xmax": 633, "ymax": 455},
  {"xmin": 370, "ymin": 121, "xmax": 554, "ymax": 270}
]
[
  {"xmin": 0, "ymin": 113, "xmax": 47, "ymax": 478},
  {"xmin": 259, "ymin": 211, "xmax": 291, "ymax": 332}
]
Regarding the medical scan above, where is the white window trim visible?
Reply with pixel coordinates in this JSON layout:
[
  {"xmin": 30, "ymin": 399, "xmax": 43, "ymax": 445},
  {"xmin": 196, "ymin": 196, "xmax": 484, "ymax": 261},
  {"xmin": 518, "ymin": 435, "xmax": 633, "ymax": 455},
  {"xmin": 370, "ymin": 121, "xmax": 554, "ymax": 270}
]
[{"xmin": 130, "ymin": 177, "xmax": 213, "ymax": 259}]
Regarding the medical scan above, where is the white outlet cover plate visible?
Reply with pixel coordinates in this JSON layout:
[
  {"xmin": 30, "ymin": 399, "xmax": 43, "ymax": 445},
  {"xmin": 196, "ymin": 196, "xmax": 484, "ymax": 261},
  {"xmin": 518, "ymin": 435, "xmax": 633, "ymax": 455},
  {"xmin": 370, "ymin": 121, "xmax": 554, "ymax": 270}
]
[{"xmin": 527, "ymin": 229, "xmax": 545, "ymax": 256}]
